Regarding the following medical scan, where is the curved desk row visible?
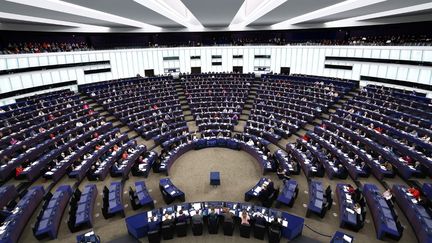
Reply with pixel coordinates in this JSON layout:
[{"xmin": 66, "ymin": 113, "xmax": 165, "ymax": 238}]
[
  {"xmin": 69, "ymin": 184, "xmax": 98, "ymax": 233},
  {"xmin": 307, "ymin": 180, "xmax": 328, "ymax": 218},
  {"xmin": 392, "ymin": 184, "xmax": 432, "ymax": 243},
  {"xmin": 0, "ymin": 186, "xmax": 45, "ymax": 243},
  {"xmin": 125, "ymin": 201, "xmax": 304, "ymax": 241},
  {"xmin": 130, "ymin": 181, "xmax": 154, "ymax": 210},
  {"xmin": 158, "ymin": 137, "xmax": 273, "ymax": 175},
  {"xmin": 0, "ymin": 185, "xmax": 17, "ymax": 209},
  {"xmin": 34, "ymin": 185, "xmax": 72, "ymax": 240},
  {"xmin": 159, "ymin": 178, "xmax": 185, "ymax": 204},
  {"xmin": 276, "ymin": 180, "xmax": 299, "ymax": 208},
  {"xmin": 102, "ymin": 181, "xmax": 124, "ymax": 218},
  {"xmin": 335, "ymin": 184, "xmax": 363, "ymax": 231},
  {"xmin": 363, "ymin": 184, "xmax": 402, "ymax": 240},
  {"xmin": 244, "ymin": 178, "xmax": 274, "ymax": 202}
]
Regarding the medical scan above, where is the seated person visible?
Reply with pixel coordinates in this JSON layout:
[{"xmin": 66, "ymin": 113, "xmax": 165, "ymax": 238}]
[
  {"xmin": 382, "ymin": 189, "xmax": 393, "ymax": 202},
  {"xmin": 191, "ymin": 210, "xmax": 203, "ymax": 224},
  {"xmin": 276, "ymin": 166, "xmax": 290, "ymax": 181},
  {"xmin": 177, "ymin": 210, "xmax": 187, "ymax": 223},
  {"xmin": 353, "ymin": 188, "xmax": 362, "ymax": 203},
  {"xmin": 148, "ymin": 216, "xmax": 160, "ymax": 232},
  {"xmin": 259, "ymin": 183, "xmax": 275, "ymax": 202},
  {"xmin": 269, "ymin": 214, "xmax": 283, "ymax": 232},
  {"xmin": 208, "ymin": 207, "xmax": 219, "ymax": 224},
  {"xmin": 353, "ymin": 203, "xmax": 362, "ymax": 215},
  {"xmin": 222, "ymin": 207, "xmax": 234, "ymax": 223},
  {"xmin": 382, "ymin": 161, "xmax": 393, "ymax": 172},
  {"xmin": 240, "ymin": 210, "xmax": 250, "ymax": 225},
  {"xmin": 353, "ymin": 202, "xmax": 364, "ymax": 225},
  {"xmin": 408, "ymin": 186, "xmax": 421, "ymax": 200},
  {"xmin": 253, "ymin": 212, "xmax": 266, "ymax": 226},
  {"xmin": 346, "ymin": 185, "xmax": 356, "ymax": 194},
  {"xmin": 162, "ymin": 213, "xmax": 174, "ymax": 227}
]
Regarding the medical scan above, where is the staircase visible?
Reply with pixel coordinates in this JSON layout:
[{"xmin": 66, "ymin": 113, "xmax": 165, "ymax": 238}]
[
  {"xmin": 173, "ymin": 80, "xmax": 197, "ymax": 132},
  {"xmin": 80, "ymin": 94, "xmax": 155, "ymax": 149},
  {"xmin": 234, "ymin": 78, "xmax": 260, "ymax": 133}
]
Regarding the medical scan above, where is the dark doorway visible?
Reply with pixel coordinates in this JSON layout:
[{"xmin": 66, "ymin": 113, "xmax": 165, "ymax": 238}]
[
  {"xmin": 191, "ymin": 67, "xmax": 201, "ymax": 74},
  {"xmin": 145, "ymin": 69, "xmax": 154, "ymax": 77},
  {"xmin": 233, "ymin": 66, "xmax": 243, "ymax": 73},
  {"xmin": 280, "ymin": 67, "xmax": 290, "ymax": 75}
]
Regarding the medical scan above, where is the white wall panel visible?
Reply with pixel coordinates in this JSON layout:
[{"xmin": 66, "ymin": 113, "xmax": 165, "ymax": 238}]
[
  {"xmin": 51, "ymin": 71, "xmax": 61, "ymax": 83},
  {"xmin": 386, "ymin": 66, "xmax": 398, "ymax": 80},
  {"xmin": 354, "ymin": 49, "xmax": 362, "ymax": 57},
  {"xmin": 418, "ymin": 69, "xmax": 431, "ymax": 84},
  {"xmin": 369, "ymin": 65, "xmax": 378, "ymax": 76},
  {"xmin": 363, "ymin": 49, "xmax": 372, "ymax": 58},
  {"xmin": 0, "ymin": 77, "xmax": 12, "ymax": 93},
  {"xmin": 21, "ymin": 74, "xmax": 32, "ymax": 88},
  {"xmin": 380, "ymin": 50, "xmax": 390, "ymax": 59},
  {"xmin": 0, "ymin": 59, "xmax": 7, "ymax": 70},
  {"xmin": 389, "ymin": 49, "xmax": 400, "ymax": 60},
  {"xmin": 407, "ymin": 68, "xmax": 419, "ymax": 82},
  {"xmin": 57, "ymin": 55, "xmax": 66, "ymax": 64},
  {"xmin": 377, "ymin": 65, "xmax": 387, "ymax": 78},
  {"xmin": 18, "ymin": 58, "xmax": 29, "ymax": 68},
  {"xmin": 10, "ymin": 76, "xmax": 22, "ymax": 90},
  {"xmin": 1, "ymin": 46, "xmax": 432, "ymax": 99},
  {"xmin": 6, "ymin": 58, "xmax": 18, "ymax": 69},
  {"xmin": 132, "ymin": 52, "xmax": 138, "ymax": 75},
  {"xmin": 423, "ymin": 50, "xmax": 432, "ymax": 62},
  {"xmin": 397, "ymin": 67, "xmax": 408, "ymax": 81},
  {"xmin": 371, "ymin": 49, "xmax": 380, "ymax": 58},
  {"xmin": 411, "ymin": 50, "xmax": 422, "ymax": 61},
  {"xmin": 48, "ymin": 56, "xmax": 57, "ymax": 65},
  {"xmin": 32, "ymin": 73, "xmax": 43, "ymax": 87},
  {"xmin": 400, "ymin": 50, "xmax": 410, "ymax": 60}
]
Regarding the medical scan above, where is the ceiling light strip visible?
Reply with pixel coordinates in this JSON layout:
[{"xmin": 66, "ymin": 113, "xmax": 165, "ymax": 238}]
[
  {"xmin": 272, "ymin": 0, "xmax": 386, "ymax": 29},
  {"xmin": 325, "ymin": 2, "xmax": 432, "ymax": 27},
  {"xmin": 133, "ymin": 0, "xmax": 203, "ymax": 30},
  {"xmin": 6, "ymin": 0, "xmax": 161, "ymax": 30},
  {"xmin": 0, "ymin": 11, "xmax": 109, "ymax": 31},
  {"xmin": 229, "ymin": 0, "xmax": 288, "ymax": 29}
]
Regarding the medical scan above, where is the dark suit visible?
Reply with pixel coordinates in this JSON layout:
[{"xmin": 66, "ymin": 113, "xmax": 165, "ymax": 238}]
[
  {"xmin": 254, "ymin": 215, "xmax": 266, "ymax": 226},
  {"xmin": 192, "ymin": 214, "xmax": 203, "ymax": 224},
  {"xmin": 222, "ymin": 212, "xmax": 234, "ymax": 223}
]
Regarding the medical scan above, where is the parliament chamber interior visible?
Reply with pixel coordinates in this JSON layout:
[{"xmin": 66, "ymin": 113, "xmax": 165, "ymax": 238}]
[{"xmin": 0, "ymin": 1, "xmax": 432, "ymax": 243}]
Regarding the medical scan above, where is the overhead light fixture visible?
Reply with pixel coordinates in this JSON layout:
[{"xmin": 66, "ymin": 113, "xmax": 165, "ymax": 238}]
[
  {"xmin": 133, "ymin": 0, "xmax": 203, "ymax": 30},
  {"xmin": 6, "ymin": 0, "xmax": 161, "ymax": 30},
  {"xmin": 272, "ymin": 0, "xmax": 386, "ymax": 29},
  {"xmin": 0, "ymin": 11, "xmax": 109, "ymax": 31},
  {"xmin": 229, "ymin": 0, "xmax": 288, "ymax": 30},
  {"xmin": 325, "ymin": 2, "xmax": 432, "ymax": 27}
]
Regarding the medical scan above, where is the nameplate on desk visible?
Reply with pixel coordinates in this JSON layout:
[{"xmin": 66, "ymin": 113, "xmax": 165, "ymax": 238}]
[
  {"xmin": 343, "ymin": 235, "xmax": 353, "ymax": 242},
  {"xmin": 254, "ymin": 187, "xmax": 262, "ymax": 193},
  {"xmin": 346, "ymin": 208, "xmax": 355, "ymax": 214}
]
